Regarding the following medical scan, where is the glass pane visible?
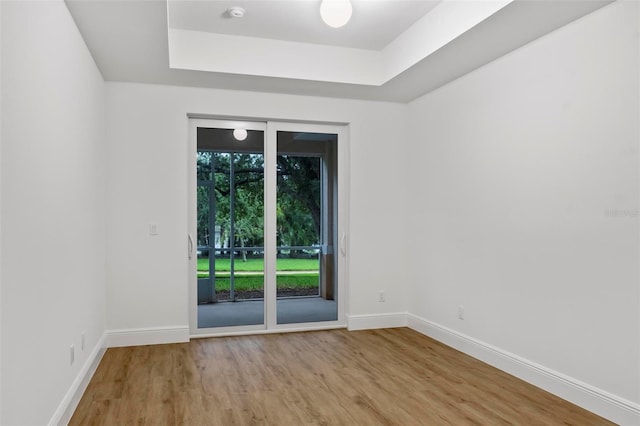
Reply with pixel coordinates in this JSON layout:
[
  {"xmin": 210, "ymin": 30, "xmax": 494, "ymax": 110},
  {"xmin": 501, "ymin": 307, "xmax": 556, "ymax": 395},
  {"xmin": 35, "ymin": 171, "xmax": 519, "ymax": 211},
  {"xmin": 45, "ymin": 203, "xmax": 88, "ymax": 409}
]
[
  {"xmin": 234, "ymin": 153, "xmax": 264, "ymax": 249},
  {"xmin": 197, "ymin": 151, "xmax": 213, "ymax": 181},
  {"xmin": 197, "ymin": 247, "xmax": 213, "ymax": 304},
  {"xmin": 277, "ymin": 154, "xmax": 321, "ymax": 298},
  {"xmin": 196, "ymin": 154, "xmax": 214, "ymax": 304},
  {"xmin": 197, "ymin": 127, "xmax": 264, "ymax": 328},
  {"xmin": 276, "ymin": 131, "xmax": 338, "ymax": 324}
]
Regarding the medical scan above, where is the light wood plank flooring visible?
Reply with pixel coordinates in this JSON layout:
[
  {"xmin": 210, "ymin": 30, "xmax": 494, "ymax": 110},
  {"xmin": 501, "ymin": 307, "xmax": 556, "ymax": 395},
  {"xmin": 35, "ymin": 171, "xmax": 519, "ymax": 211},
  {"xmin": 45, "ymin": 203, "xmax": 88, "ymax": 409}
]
[{"xmin": 70, "ymin": 328, "xmax": 613, "ymax": 425}]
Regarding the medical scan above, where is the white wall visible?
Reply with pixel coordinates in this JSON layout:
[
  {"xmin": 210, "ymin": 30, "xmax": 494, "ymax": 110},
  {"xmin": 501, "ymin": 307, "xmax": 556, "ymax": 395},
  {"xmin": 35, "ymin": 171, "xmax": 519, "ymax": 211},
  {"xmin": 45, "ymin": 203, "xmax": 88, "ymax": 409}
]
[
  {"xmin": 1, "ymin": 1, "xmax": 107, "ymax": 424},
  {"xmin": 407, "ymin": 0, "xmax": 639, "ymax": 411},
  {"xmin": 105, "ymin": 83, "xmax": 408, "ymax": 332}
]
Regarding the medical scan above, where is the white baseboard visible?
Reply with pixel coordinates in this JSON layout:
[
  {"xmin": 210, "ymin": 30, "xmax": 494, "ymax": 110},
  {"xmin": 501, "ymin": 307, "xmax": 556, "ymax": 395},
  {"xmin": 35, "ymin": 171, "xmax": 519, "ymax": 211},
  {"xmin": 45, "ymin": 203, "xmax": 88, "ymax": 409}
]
[
  {"xmin": 48, "ymin": 317, "xmax": 639, "ymax": 425},
  {"xmin": 347, "ymin": 312, "xmax": 407, "ymax": 330},
  {"xmin": 407, "ymin": 313, "xmax": 640, "ymax": 426},
  {"xmin": 49, "ymin": 332, "xmax": 106, "ymax": 426},
  {"xmin": 105, "ymin": 326, "xmax": 190, "ymax": 348}
]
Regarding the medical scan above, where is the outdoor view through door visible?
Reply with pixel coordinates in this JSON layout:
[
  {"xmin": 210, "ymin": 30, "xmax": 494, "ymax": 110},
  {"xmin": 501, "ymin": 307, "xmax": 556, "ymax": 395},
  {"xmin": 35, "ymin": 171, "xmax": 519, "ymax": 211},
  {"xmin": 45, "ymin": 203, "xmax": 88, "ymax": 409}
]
[
  {"xmin": 196, "ymin": 125, "xmax": 338, "ymax": 329},
  {"xmin": 276, "ymin": 131, "xmax": 338, "ymax": 324}
]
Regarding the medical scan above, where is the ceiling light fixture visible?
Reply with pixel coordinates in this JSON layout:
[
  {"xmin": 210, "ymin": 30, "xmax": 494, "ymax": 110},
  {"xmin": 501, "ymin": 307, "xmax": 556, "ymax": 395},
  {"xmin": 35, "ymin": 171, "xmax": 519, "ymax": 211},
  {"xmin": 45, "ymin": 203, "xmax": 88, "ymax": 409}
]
[
  {"xmin": 233, "ymin": 128, "xmax": 248, "ymax": 141},
  {"xmin": 320, "ymin": 0, "xmax": 352, "ymax": 28},
  {"xmin": 228, "ymin": 6, "xmax": 245, "ymax": 18}
]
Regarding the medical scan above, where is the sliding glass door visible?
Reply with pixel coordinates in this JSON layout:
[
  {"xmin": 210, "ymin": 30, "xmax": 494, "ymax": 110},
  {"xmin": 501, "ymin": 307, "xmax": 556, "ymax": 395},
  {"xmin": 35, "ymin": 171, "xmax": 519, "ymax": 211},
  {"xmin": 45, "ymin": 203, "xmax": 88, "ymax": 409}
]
[{"xmin": 189, "ymin": 119, "xmax": 346, "ymax": 335}]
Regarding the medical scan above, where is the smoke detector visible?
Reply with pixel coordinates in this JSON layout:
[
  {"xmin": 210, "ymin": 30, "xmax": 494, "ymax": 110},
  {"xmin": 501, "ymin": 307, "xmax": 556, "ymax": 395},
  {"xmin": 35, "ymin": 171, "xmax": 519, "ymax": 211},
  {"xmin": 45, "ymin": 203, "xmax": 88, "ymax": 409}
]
[{"xmin": 228, "ymin": 6, "xmax": 245, "ymax": 18}]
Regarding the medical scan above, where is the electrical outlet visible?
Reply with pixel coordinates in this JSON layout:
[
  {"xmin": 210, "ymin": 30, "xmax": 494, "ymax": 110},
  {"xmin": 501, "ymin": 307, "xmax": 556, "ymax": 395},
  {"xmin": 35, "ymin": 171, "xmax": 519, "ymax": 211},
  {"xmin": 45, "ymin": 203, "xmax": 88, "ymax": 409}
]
[
  {"xmin": 149, "ymin": 222, "xmax": 159, "ymax": 236},
  {"xmin": 378, "ymin": 291, "xmax": 385, "ymax": 302},
  {"xmin": 81, "ymin": 332, "xmax": 85, "ymax": 351},
  {"xmin": 70, "ymin": 345, "xmax": 75, "ymax": 365},
  {"xmin": 457, "ymin": 305, "xmax": 464, "ymax": 320}
]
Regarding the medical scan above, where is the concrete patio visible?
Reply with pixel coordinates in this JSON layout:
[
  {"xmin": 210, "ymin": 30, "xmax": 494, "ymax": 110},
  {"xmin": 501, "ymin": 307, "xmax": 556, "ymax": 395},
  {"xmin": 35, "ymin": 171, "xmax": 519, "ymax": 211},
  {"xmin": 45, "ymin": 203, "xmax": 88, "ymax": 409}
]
[{"xmin": 197, "ymin": 297, "xmax": 337, "ymax": 328}]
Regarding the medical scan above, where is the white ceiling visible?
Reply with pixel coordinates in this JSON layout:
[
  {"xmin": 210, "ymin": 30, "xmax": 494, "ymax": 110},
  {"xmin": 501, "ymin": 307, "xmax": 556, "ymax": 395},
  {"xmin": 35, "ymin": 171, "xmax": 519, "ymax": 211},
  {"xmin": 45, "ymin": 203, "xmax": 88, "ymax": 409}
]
[
  {"xmin": 168, "ymin": 0, "xmax": 440, "ymax": 50},
  {"xmin": 65, "ymin": 0, "xmax": 613, "ymax": 102}
]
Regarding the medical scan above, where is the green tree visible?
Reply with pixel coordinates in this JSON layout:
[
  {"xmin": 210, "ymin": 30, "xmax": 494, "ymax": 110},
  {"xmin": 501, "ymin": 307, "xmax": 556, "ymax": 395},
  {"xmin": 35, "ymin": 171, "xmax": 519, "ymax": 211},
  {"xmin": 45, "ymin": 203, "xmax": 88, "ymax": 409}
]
[{"xmin": 197, "ymin": 151, "xmax": 321, "ymax": 259}]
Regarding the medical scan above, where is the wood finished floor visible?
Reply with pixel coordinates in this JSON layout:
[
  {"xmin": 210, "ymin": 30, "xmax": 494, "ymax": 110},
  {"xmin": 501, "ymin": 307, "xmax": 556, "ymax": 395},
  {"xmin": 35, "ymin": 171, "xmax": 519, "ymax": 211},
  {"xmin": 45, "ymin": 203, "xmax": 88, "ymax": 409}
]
[{"xmin": 70, "ymin": 328, "xmax": 613, "ymax": 425}]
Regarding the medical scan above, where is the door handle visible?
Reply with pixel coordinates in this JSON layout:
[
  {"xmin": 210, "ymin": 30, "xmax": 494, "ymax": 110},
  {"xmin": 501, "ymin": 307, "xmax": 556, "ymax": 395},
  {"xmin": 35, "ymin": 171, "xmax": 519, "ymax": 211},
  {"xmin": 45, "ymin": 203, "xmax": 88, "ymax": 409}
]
[
  {"xmin": 340, "ymin": 232, "xmax": 347, "ymax": 256},
  {"xmin": 188, "ymin": 234, "xmax": 194, "ymax": 260}
]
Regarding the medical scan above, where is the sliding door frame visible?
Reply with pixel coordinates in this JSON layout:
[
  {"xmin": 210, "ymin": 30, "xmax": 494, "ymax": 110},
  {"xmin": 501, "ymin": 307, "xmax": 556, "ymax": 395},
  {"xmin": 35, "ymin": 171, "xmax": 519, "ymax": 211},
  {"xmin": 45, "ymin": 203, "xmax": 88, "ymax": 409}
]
[
  {"xmin": 188, "ymin": 117, "xmax": 349, "ymax": 337},
  {"xmin": 188, "ymin": 118, "xmax": 268, "ymax": 336},
  {"xmin": 265, "ymin": 121, "xmax": 348, "ymax": 331}
]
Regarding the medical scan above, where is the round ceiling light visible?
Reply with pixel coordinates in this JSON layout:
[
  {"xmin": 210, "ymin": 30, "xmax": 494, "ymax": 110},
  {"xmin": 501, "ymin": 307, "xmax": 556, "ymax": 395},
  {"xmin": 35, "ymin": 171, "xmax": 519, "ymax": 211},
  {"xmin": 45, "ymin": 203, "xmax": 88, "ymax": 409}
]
[
  {"xmin": 233, "ymin": 128, "xmax": 248, "ymax": 141},
  {"xmin": 320, "ymin": 0, "xmax": 352, "ymax": 28},
  {"xmin": 228, "ymin": 6, "xmax": 245, "ymax": 18}
]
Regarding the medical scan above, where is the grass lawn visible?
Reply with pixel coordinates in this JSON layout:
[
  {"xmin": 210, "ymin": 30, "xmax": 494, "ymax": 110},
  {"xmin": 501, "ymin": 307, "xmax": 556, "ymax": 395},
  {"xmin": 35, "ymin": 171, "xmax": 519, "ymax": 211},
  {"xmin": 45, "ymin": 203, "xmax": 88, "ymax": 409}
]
[
  {"xmin": 197, "ymin": 257, "xmax": 318, "ymax": 272},
  {"xmin": 197, "ymin": 274, "xmax": 319, "ymax": 291}
]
